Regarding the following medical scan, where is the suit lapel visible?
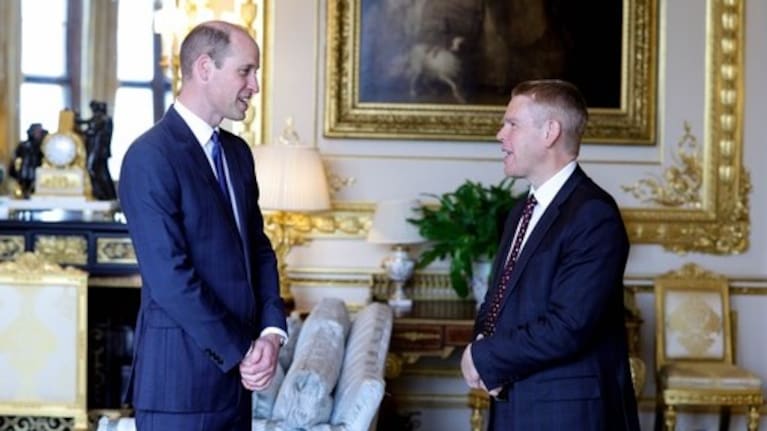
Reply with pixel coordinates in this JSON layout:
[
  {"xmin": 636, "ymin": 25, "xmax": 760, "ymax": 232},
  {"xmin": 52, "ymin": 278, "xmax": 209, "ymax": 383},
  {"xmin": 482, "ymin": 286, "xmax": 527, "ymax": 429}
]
[
  {"xmin": 489, "ymin": 203, "xmax": 525, "ymax": 291},
  {"xmin": 497, "ymin": 167, "xmax": 586, "ymax": 309},
  {"xmin": 222, "ymin": 137, "xmax": 248, "ymax": 238},
  {"xmin": 164, "ymin": 109, "xmax": 241, "ymax": 240},
  {"xmin": 219, "ymin": 133, "xmax": 253, "ymax": 284}
]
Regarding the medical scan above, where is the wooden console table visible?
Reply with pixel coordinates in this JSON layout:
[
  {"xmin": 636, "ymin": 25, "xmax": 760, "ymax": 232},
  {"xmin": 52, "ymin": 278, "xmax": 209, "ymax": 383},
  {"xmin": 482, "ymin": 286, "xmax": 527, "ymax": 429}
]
[
  {"xmin": 385, "ymin": 300, "xmax": 488, "ymax": 431},
  {"xmin": 384, "ymin": 299, "xmax": 644, "ymax": 431}
]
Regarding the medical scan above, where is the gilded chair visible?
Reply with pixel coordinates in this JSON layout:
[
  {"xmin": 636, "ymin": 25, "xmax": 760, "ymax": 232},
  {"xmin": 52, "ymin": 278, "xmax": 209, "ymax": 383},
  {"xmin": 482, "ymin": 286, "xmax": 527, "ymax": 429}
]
[
  {"xmin": 653, "ymin": 263, "xmax": 762, "ymax": 431},
  {"xmin": 0, "ymin": 252, "xmax": 89, "ymax": 430}
]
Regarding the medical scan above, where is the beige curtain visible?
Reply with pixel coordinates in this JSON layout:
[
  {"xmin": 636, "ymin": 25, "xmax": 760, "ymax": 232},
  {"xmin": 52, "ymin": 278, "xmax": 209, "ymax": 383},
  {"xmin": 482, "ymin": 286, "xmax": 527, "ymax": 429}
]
[
  {"xmin": 82, "ymin": 0, "xmax": 119, "ymax": 112},
  {"xmin": 0, "ymin": 0, "xmax": 21, "ymax": 166}
]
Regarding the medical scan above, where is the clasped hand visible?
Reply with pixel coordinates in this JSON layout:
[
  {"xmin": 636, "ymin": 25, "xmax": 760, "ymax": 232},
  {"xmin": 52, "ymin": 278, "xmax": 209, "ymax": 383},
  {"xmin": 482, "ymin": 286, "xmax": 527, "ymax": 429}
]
[
  {"xmin": 460, "ymin": 335, "xmax": 502, "ymax": 397},
  {"xmin": 239, "ymin": 334, "xmax": 281, "ymax": 391}
]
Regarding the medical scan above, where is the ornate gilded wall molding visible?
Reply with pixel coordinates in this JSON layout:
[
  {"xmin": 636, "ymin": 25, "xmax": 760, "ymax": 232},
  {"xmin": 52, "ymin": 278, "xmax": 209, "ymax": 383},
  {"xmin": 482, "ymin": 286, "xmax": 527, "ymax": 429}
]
[
  {"xmin": 621, "ymin": 0, "xmax": 748, "ymax": 254},
  {"xmin": 263, "ymin": 201, "xmax": 373, "ymax": 240},
  {"xmin": 622, "ymin": 122, "xmax": 702, "ymax": 208}
]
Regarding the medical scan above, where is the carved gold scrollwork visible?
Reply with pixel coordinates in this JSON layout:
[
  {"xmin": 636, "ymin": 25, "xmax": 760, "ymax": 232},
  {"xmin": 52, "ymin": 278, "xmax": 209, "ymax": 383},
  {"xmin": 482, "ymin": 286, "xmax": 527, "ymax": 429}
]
[
  {"xmin": 326, "ymin": 170, "xmax": 356, "ymax": 195},
  {"xmin": 622, "ymin": 122, "xmax": 702, "ymax": 208},
  {"xmin": 0, "ymin": 236, "xmax": 24, "ymax": 261},
  {"xmin": 395, "ymin": 331, "xmax": 441, "ymax": 343},
  {"xmin": 96, "ymin": 238, "xmax": 136, "ymax": 264},
  {"xmin": 664, "ymin": 389, "xmax": 763, "ymax": 405},
  {"xmin": 263, "ymin": 202, "xmax": 373, "ymax": 241},
  {"xmin": 0, "ymin": 417, "xmax": 73, "ymax": 431},
  {"xmin": 33, "ymin": 235, "xmax": 87, "ymax": 265},
  {"xmin": 0, "ymin": 252, "xmax": 86, "ymax": 280},
  {"xmin": 662, "ymin": 261, "xmax": 726, "ymax": 282}
]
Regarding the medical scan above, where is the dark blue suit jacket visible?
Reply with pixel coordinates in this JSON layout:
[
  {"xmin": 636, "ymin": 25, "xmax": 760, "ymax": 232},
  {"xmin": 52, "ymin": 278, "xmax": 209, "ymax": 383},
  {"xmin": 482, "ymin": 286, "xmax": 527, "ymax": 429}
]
[
  {"xmin": 472, "ymin": 166, "xmax": 639, "ymax": 430},
  {"xmin": 119, "ymin": 107, "xmax": 286, "ymax": 412}
]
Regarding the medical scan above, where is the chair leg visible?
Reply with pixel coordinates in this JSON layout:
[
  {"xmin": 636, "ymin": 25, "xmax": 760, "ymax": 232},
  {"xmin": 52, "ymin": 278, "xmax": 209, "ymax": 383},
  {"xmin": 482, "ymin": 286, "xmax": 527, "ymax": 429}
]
[
  {"xmin": 747, "ymin": 405, "xmax": 760, "ymax": 431},
  {"xmin": 717, "ymin": 406, "xmax": 730, "ymax": 431},
  {"xmin": 664, "ymin": 405, "xmax": 677, "ymax": 431}
]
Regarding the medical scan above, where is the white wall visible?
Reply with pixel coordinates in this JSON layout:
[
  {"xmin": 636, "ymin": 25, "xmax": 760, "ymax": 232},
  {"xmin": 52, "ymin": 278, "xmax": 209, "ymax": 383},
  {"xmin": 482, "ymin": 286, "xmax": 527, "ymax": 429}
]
[{"xmin": 269, "ymin": 0, "xmax": 767, "ymax": 429}]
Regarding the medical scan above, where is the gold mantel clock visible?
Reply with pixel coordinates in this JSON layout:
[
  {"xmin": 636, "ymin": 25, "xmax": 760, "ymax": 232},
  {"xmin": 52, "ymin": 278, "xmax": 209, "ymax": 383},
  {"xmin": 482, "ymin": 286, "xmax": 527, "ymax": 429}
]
[{"xmin": 34, "ymin": 109, "xmax": 90, "ymax": 197}]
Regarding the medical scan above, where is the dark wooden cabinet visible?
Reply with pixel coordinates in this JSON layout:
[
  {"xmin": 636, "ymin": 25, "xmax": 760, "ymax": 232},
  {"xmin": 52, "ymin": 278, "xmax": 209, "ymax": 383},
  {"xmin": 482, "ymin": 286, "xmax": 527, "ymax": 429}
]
[
  {"xmin": 0, "ymin": 217, "xmax": 140, "ymax": 411},
  {"xmin": 0, "ymin": 218, "xmax": 137, "ymax": 274}
]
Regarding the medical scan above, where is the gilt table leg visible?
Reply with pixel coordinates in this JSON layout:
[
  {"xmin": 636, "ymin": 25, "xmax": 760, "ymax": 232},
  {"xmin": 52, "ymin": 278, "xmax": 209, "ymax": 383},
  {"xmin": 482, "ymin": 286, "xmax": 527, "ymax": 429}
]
[{"xmin": 468, "ymin": 388, "xmax": 489, "ymax": 431}]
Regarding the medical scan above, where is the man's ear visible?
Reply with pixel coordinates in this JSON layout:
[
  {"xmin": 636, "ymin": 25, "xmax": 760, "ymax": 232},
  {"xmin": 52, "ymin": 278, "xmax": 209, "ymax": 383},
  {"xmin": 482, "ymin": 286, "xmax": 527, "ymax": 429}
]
[
  {"xmin": 543, "ymin": 119, "xmax": 562, "ymax": 147},
  {"xmin": 195, "ymin": 54, "xmax": 214, "ymax": 82}
]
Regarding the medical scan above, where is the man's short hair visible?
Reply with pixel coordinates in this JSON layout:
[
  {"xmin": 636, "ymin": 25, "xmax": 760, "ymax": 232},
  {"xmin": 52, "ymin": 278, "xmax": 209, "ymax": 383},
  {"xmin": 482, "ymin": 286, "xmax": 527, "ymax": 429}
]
[
  {"xmin": 511, "ymin": 79, "xmax": 589, "ymax": 145},
  {"xmin": 178, "ymin": 21, "xmax": 237, "ymax": 79}
]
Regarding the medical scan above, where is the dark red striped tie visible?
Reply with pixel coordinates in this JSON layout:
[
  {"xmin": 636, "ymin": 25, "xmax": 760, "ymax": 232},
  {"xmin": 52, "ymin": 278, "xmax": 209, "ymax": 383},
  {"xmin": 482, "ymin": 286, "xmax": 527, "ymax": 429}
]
[{"xmin": 482, "ymin": 194, "xmax": 537, "ymax": 336}]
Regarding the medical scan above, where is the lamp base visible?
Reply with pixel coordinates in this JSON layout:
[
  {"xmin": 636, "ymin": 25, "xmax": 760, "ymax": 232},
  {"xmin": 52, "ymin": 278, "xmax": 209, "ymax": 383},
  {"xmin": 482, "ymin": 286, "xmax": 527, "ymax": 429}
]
[
  {"xmin": 387, "ymin": 297, "xmax": 413, "ymax": 309},
  {"xmin": 387, "ymin": 281, "xmax": 413, "ymax": 309}
]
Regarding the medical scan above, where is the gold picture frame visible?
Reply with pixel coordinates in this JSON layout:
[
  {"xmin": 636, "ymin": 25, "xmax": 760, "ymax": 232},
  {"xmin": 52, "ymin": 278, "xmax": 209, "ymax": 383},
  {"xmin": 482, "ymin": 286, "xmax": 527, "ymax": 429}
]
[
  {"xmin": 621, "ymin": 0, "xmax": 748, "ymax": 254},
  {"xmin": 313, "ymin": 0, "xmax": 749, "ymax": 255},
  {"xmin": 324, "ymin": 0, "xmax": 657, "ymax": 144}
]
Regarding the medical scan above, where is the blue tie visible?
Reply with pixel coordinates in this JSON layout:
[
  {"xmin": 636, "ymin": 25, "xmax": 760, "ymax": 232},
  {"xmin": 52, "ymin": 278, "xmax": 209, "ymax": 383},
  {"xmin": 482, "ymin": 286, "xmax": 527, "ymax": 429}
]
[{"xmin": 211, "ymin": 130, "xmax": 231, "ymax": 203}]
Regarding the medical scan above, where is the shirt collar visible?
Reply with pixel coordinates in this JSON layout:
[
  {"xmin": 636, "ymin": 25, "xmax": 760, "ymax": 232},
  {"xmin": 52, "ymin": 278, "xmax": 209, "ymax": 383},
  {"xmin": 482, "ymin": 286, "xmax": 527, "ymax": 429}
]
[
  {"xmin": 173, "ymin": 101, "xmax": 217, "ymax": 147},
  {"xmin": 529, "ymin": 161, "xmax": 577, "ymax": 208}
]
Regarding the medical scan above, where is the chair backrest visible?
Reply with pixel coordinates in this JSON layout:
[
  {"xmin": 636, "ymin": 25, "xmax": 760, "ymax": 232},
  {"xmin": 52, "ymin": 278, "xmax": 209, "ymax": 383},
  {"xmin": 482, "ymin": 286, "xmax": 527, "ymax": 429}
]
[
  {"xmin": 0, "ymin": 252, "xmax": 89, "ymax": 427},
  {"xmin": 654, "ymin": 263, "xmax": 733, "ymax": 370}
]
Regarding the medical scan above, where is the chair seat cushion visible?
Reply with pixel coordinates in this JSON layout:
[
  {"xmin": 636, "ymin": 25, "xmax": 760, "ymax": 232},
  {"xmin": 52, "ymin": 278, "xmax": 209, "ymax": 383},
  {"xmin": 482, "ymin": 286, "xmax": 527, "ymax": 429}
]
[
  {"xmin": 661, "ymin": 363, "xmax": 762, "ymax": 390},
  {"xmin": 272, "ymin": 298, "xmax": 351, "ymax": 429},
  {"xmin": 331, "ymin": 303, "xmax": 393, "ymax": 430}
]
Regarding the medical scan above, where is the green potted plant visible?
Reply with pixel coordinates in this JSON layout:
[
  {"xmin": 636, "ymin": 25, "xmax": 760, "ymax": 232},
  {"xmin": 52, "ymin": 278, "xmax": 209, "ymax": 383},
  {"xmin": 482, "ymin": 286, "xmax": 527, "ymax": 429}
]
[{"xmin": 408, "ymin": 178, "xmax": 526, "ymax": 299}]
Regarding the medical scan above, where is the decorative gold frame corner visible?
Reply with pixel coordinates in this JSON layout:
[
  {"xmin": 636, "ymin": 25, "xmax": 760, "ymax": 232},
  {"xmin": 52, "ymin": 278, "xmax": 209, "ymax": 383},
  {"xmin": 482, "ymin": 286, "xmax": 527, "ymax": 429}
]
[
  {"xmin": 622, "ymin": 0, "xmax": 748, "ymax": 254},
  {"xmin": 325, "ymin": 0, "xmax": 657, "ymax": 144}
]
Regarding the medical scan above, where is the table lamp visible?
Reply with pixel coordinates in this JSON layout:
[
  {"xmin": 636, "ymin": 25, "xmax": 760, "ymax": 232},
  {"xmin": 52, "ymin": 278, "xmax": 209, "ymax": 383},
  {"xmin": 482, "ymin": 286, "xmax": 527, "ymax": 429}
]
[
  {"xmin": 253, "ymin": 119, "xmax": 331, "ymax": 308},
  {"xmin": 367, "ymin": 199, "xmax": 424, "ymax": 308}
]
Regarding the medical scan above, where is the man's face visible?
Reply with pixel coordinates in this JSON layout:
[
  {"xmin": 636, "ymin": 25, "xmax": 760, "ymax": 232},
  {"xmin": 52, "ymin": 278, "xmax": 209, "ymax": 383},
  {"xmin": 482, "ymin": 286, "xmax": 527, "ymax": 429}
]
[
  {"xmin": 208, "ymin": 31, "xmax": 260, "ymax": 123},
  {"xmin": 496, "ymin": 95, "xmax": 547, "ymax": 184}
]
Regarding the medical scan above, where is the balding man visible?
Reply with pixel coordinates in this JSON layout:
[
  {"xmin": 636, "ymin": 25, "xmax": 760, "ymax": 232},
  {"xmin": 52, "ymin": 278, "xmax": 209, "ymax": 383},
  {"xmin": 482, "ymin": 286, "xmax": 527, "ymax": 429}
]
[{"xmin": 119, "ymin": 21, "xmax": 286, "ymax": 430}]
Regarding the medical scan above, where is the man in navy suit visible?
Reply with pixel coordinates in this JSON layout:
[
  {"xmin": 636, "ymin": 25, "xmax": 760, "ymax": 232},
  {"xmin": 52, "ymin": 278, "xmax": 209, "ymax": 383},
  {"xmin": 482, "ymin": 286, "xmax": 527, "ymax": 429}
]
[
  {"xmin": 460, "ymin": 80, "xmax": 640, "ymax": 430},
  {"xmin": 119, "ymin": 21, "xmax": 286, "ymax": 431}
]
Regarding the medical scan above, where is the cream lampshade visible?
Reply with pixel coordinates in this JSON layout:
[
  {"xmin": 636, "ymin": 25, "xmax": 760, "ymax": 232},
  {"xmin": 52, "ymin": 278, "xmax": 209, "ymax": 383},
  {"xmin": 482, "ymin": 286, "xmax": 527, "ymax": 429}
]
[
  {"xmin": 252, "ymin": 119, "xmax": 331, "ymax": 307},
  {"xmin": 254, "ymin": 141, "xmax": 331, "ymax": 212},
  {"xmin": 367, "ymin": 199, "xmax": 424, "ymax": 308}
]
